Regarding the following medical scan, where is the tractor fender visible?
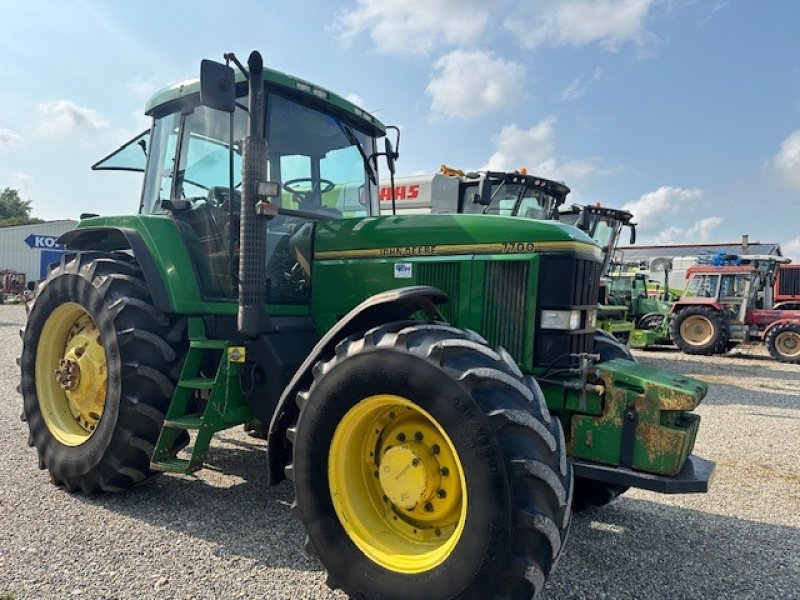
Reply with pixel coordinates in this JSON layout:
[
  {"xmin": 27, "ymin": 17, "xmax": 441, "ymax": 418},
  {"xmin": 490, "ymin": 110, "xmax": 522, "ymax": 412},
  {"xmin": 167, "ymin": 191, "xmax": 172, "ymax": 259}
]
[
  {"xmin": 58, "ymin": 227, "xmax": 174, "ymax": 313},
  {"xmin": 670, "ymin": 300, "xmax": 722, "ymax": 314},
  {"xmin": 763, "ymin": 317, "xmax": 800, "ymax": 339},
  {"xmin": 266, "ymin": 285, "xmax": 448, "ymax": 485}
]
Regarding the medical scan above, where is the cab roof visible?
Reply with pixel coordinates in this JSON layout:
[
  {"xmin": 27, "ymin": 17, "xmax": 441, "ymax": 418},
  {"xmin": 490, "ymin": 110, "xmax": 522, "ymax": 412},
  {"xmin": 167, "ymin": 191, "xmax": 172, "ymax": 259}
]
[{"xmin": 144, "ymin": 64, "xmax": 385, "ymax": 136}]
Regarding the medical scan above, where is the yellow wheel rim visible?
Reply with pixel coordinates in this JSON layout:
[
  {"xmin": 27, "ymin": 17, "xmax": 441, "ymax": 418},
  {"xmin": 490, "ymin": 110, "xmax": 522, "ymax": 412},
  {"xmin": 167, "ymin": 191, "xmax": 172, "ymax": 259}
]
[
  {"xmin": 328, "ymin": 394, "xmax": 467, "ymax": 574},
  {"xmin": 680, "ymin": 315, "xmax": 714, "ymax": 346},
  {"xmin": 35, "ymin": 303, "xmax": 108, "ymax": 446},
  {"xmin": 775, "ymin": 330, "xmax": 800, "ymax": 358}
]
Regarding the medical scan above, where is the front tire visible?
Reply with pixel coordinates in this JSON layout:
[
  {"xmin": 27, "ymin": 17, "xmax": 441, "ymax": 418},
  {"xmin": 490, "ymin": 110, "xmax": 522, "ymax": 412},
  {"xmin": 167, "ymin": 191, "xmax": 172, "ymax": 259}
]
[
  {"xmin": 287, "ymin": 322, "xmax": 572, "ymax": 599},
  {"xmin": 670, "ymin": 306, "xmax": 729, "ymax": 355},
  {"xmin": 19, "ymin": 252, "xmax": 186, "ymax": 493},
  {"xmin": 766, "ymin": 322, "xmax": 800, "ymax": 364}
]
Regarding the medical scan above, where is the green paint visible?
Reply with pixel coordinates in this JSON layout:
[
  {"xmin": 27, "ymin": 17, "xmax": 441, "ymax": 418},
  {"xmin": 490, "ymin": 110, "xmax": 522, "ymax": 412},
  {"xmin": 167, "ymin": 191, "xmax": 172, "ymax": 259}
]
[
  {"xmin": 144, "ymin": 66, "xmax": 385, "ymax": 134},
  {"xmin": 315, "ymin": 213, "xmax": 596, "ymax": 254},
  {"xmin": 568, "ymin": 359, "xmax": 705, "ymax": 475},
  {"xmin": 151, "ymin": 318, "xmax": 250, "ymax": 474},
  {"xmin": 75, "ymin": 215, "xmax": 308, "ymax": 316}
]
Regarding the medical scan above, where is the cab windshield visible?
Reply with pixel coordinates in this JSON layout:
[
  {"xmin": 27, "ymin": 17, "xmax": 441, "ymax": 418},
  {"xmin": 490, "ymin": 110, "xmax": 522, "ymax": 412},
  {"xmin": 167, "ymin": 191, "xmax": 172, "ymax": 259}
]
[
  {"xmin": 142, "ymin": 92, "xmax": 377, "ymax": 216},
  {"xmin": 461, "ymin": 182, "xmax": 557, "ymax": 220}
]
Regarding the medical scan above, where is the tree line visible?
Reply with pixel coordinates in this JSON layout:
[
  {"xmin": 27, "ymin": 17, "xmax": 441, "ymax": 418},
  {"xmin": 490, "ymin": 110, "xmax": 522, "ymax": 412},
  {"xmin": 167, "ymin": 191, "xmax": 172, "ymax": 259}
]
[{"xmin": 0, "ymin": 187, "xmax": 42, "ymax": 227}]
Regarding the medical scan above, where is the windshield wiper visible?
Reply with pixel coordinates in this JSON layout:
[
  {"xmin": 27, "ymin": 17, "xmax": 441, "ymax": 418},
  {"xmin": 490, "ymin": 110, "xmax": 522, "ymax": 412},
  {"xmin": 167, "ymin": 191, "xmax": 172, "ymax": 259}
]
[{"xmin": 338, "ymin": 119, "xmax": 377, "ymax": 185}]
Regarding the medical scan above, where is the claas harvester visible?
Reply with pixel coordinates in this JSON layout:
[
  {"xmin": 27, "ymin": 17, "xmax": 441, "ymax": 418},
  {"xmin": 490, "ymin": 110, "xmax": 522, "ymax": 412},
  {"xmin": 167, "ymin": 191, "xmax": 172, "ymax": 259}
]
[{"xmin": 19, "ymin": 52, "xmax": 714, "ymax": 599}]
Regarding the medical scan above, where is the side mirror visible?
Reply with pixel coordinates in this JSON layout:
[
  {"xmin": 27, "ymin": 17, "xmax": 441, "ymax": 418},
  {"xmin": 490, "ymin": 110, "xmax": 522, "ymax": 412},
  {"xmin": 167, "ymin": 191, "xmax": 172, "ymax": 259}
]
[
  {"xmin": 579, "ymin": 207, "xmax": 591, "ymax": 231},
  {"xmin": 200, "ymin": 59, "xmax": 235, "ymax": 113},
  {"xmin": 629, "ymin": 224, "xmax": 637, "ymax": 245},
  {"xmin": 385, "ymin": 138, "xmax": 396, "ymax": 175},
  {"xmin": 474, "ymin": 174, "xmax": 492, "ymax": 205}
]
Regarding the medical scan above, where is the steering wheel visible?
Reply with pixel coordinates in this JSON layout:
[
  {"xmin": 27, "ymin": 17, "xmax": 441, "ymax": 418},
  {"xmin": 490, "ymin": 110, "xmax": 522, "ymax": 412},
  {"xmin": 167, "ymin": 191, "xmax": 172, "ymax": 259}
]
[{"xmin": 283, "ymin": 177, "xmax": 336, "ymax": 196}]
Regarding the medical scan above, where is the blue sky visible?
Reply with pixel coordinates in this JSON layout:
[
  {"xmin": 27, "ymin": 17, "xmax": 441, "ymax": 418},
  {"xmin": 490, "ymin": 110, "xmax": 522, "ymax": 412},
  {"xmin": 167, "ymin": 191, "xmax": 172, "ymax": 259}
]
[{"xmin": 0, "ymin": 1, "xmax": 798, "ymax": 257}]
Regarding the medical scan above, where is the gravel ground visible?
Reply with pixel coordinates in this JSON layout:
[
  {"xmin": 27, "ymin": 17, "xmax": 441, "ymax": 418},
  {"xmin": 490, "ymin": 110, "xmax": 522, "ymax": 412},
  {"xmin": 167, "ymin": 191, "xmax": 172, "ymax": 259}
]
[{"xmin": 1, "ymin": 303, "xmax": 798, "ymax": 599}]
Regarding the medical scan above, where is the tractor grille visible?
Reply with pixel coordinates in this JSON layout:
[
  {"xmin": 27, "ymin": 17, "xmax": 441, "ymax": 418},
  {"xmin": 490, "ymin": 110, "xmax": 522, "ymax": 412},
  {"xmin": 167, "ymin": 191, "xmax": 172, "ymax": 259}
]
[
  {"xmin": 417, "ymin": 262, "xmax": 461, "ymax": 323},
  {"xmin": 533, "ymin": 255, "xmax": 601, "ymax": 369},
  {"xmin": 481, "ymin": 261, "xmax": 530, "ymax": 359},
  {"xmin": 777, "ymin": 266, "xmax": 800, "ymax": 298}
]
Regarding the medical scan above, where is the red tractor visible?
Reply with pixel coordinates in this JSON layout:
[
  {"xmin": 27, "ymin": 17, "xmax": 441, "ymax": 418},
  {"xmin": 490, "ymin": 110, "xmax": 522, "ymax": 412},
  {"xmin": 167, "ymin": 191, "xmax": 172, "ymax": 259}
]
[
  {"xmin": 669, "ymin": 256, "xmax": 800, "ymax": 363},
  {"xmin": 0, "ymin": 270, "xmax": 27, "ymax": 304}
]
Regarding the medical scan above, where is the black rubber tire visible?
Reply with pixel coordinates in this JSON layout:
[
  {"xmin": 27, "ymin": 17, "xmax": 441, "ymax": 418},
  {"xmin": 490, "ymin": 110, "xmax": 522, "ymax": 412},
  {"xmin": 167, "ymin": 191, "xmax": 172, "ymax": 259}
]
[
  {"xmin": 286, "ymin": 322, "xmax": 572, "ymax": 600},
  {"xmin": 765, "ymin": 322, "xmax": 800, "ymax": 364},
  {"xmin": 669, "ymin": 306, "xmax": 729, "ymax": 355},
  {"xmin": 593, "ymin": 329, "xmax": 635, "ymax": 362},
  {"xmin": 571, "ymin": 478, "xmax": 629, "ymax": 512},
  {"xmin": 19, "ymin": 252, "xmax": 186, "ymax": 494},
  {"xmin": 636, "ymin": 312, "xmax": 666, "ymax": 331}
]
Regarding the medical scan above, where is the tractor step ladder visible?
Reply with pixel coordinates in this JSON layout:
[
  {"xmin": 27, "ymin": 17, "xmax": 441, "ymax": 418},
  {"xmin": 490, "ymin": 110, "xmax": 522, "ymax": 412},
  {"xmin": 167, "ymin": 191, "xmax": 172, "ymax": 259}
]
[{"xmin": 150, "ymin": 319, "xmax": 248, "ymax": 475}]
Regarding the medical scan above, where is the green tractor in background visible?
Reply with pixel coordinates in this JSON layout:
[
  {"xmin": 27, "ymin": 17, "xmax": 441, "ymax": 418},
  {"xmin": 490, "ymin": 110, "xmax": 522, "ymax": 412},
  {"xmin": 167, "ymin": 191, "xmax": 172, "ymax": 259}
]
[
  {"xmin": 558, "ymin": 204, "xmax": 637, "ymax": 345},
  {"xmin": 19, "ymin": 52, "xmax": 713, "ymax": 599},
  {"xmin": 606, "ymin": 258, "xmax": 676, "ymax": 348}
]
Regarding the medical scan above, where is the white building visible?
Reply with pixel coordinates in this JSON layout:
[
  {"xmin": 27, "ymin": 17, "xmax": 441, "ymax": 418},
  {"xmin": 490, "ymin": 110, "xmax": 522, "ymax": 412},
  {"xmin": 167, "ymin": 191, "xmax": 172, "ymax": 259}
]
[{"xmin": 0, "ymin": 220, "xmax": 78, "ymax": 283}]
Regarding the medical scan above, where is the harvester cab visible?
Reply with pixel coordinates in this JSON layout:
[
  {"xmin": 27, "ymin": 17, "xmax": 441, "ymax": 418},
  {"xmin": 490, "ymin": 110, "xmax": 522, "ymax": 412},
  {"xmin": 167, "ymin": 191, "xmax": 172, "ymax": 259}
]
[
  {"xmin": 19, "ymin": 50, "xmax": 715, "ymax": 599},
  {"xmin": 669, "ymin": 254, "xmax": 800, "ymax": 362}
]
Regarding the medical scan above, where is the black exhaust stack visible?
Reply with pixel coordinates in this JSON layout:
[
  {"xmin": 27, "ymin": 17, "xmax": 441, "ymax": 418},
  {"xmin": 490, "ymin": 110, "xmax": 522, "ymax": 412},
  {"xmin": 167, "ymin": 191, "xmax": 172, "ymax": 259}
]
[{"xmin": 237, "ymin": 51, "xmax": 272, "ymax": 337}]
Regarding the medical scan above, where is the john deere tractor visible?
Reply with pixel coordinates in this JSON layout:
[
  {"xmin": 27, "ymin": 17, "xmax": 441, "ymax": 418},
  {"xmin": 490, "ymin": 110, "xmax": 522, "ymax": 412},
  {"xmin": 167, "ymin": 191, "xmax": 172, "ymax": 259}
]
[{"xmin": 19, "ymin": 52, "xmax": 713, "ymax": 599}]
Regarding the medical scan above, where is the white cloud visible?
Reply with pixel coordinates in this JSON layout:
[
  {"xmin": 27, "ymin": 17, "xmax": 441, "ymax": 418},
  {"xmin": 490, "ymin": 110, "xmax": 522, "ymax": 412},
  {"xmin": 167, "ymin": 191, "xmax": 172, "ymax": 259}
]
[
  {"xmin": 650, "ymin": 216, "xmax": 725, "ymax": 244},
  {"xmin": 622, "ymin": 186, "xmax": 703, "ymax": 231},
  {"xmin": 9, "ymin": 173, "xmax": 32, "ymax": 193},
  {"xmin": 0, "ymin": 127, "xmax": 23, "ymax": 149},
  {"xmin": 427, "ymin": 50, "xmax": 526, "ymax": 119},
  {"xmin": 482, "ymin": 117, "xmax": 610, "ymax": 181},
  {"xmin": 771, "ymin": 129, "xmax": 800, "ymax": 189},
  {"xmin": 783, "ymin": 237, "xmax": 800, "ymax": 261},
  {"xmin": 331, "ymin": 0, "xmax": 496, "ymax": 56},
  {"xmin": 344, "ymin": 93, "xmax": 366, "ymax": 108},
  {"xmin": 623, "ymin": 187, "xmax": 726, "ymax": 244},
  {"xmin": 36, "ymin": 100, "xmax": 109, "ymax": 137},
  {"xmin": 561, "ymin": 67, "xmax": 604, "ymax": 101},
  {"xmin": 505, "ymin": 0, "xmax": 657, "ymax": 51}
]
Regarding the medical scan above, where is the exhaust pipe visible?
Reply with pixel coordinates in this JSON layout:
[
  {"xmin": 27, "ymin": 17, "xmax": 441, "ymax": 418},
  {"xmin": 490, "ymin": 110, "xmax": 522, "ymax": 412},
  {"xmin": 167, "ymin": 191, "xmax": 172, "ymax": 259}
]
[{"xmin": 238, "ymin": 51, "xmax": 272, "ymax": 337}]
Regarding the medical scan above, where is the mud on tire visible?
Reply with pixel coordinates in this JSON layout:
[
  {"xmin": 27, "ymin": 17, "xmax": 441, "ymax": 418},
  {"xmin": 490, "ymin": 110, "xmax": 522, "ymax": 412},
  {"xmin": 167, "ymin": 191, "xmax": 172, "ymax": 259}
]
[
  {"xmin": 286, "ymin": 321, "xmax": 572, "ymax": 600},
  {"xmin": 19, "ymin": 252, "xmax": 186, "ymax": 494}
]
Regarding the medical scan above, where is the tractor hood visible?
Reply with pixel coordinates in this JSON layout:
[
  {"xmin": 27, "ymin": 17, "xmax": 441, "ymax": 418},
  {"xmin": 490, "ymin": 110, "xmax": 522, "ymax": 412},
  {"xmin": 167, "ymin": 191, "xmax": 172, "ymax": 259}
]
[{"xmin": 314, "ymin": 214, "xmax": 601, "ymax": 261}]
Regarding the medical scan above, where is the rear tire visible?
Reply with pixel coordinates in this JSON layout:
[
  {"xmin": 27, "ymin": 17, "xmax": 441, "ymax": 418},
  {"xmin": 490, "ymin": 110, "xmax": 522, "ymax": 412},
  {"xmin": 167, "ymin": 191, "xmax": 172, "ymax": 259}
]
[
  {"xmin": 287, "ymin": 322, "xmax": 572, "ymax": 599},
  {"xmin": 636, "ymin": 312, "xmax": 666, "ymax": 331},
  {"xmin": 766, "ymin": 322, "xmax": 800, "ymax": 364},
  {"xmin": 670, "ymin": 306, "xmax": 729, "ymax": 355},
  {"xmin": 19, "ymin": 252, "xmax": 186, "ymax": 494}
]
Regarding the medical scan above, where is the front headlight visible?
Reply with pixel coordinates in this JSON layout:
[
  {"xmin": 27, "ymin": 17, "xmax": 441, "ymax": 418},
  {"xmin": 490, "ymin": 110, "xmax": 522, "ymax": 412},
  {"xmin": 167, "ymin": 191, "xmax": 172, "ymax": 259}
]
[{"xmin": 540, "ymin": 309, "xmax": 582, "ymax": 330}]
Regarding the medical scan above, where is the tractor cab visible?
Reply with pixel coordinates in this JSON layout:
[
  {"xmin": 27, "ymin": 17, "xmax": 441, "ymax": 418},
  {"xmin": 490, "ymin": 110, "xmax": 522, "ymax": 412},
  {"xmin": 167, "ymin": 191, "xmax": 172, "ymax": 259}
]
[
  {"xmin": 430, "ymin": 168, "xmax": 569, "ymax": 220},
  {"xmin": 676, "ymin": 265, "xmax": 756, "ymax": 323},
  {"xmin": 560, "ymin": 205, "xmax": 636, "ymax": 277},
  {"xmin": 95, "ymin": 65, "xmax": 384, "ymax": 302}
]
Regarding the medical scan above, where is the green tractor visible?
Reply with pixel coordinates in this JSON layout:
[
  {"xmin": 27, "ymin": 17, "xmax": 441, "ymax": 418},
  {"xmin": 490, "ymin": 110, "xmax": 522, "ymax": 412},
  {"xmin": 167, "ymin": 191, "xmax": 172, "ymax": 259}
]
[
  {"xmin": 558, "ymin": 203, "xmax": 637, "ymax": 344},
  {"xmin": 607, "ymin": 258, "xmax": 676, "ymax": 349},
  {"xmin": 19, "ymin": 52, "xmax": 713, "ymax": 599},
  {"xmin": 379, "ymin": 169, "xmax": 637, "ymax": 346}
]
